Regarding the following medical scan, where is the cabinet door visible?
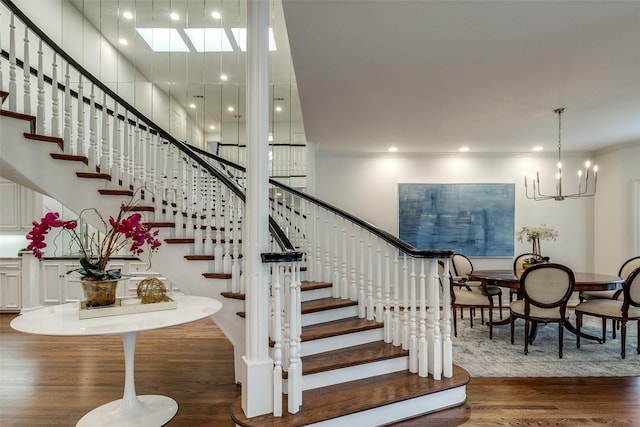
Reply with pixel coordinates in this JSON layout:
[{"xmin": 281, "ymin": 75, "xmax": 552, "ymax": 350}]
[
  {"xmin": 0, "ymin": 270, "xmax": 22, "ymax": 311},
  {"xmin": 41, "ymin": 262, "xmax": 64, "ymax": 304},
  {"xmin": 19, "ymin": 185, "xmax": 36, "ymax": 229},
  {"xmin": 0, "ymin": 180, "xmax": 20, "ymax": 229}
]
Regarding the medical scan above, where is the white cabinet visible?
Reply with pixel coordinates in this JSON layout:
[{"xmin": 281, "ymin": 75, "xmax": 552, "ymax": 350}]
[
  {"xmin": 0, "ymin": 259, "xmax": 22, "ymax": 312},
  {"xmin": 0, "ymin": 178, "xmax": 39, "ymax": 231}
]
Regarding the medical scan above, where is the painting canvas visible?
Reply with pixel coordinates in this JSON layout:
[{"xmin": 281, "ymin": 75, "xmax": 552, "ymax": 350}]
[{"xmin": 398, "ymin": 183, "xmax": 515, "ymax": 257}]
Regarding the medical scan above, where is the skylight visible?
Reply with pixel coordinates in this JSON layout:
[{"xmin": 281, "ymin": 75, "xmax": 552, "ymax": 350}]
[
  {"xmin": 231, "ymin": 28, "xmax": 277, "ymax": 51},
  {"xmin": 184, "ymin": 28, "xmax": 233, "ymax": 52},
  {"xmin": 136, "ymin": 28, "xmax": 190, "ymax": 52}
]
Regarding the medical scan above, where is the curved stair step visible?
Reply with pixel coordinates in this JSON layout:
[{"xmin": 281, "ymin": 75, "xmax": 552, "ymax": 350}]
[
  {"xmin": 50, "ymin": 153, "xmax": 88, "ymax": 165},
  {"xmin": 0, "ymin": 109, "xmax": 36, "ymax": 132},
  {"xmin": 23, "ymin": 133, "xmax": 64, "ymax": 150}
]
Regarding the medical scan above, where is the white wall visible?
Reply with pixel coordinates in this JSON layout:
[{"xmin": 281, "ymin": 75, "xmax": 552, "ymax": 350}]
[
  {"xmin": 315, "ymin": 151, "xmax": 609, "ymax": 273},
  {"xmin": 593, "ymin": 141, "xmax": 640, "ymax": 274}
]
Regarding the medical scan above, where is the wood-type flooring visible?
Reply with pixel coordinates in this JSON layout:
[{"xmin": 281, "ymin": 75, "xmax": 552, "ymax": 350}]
[{"xmin": 1, "ymin": 313, "xmax": 638, "ymax": 426}]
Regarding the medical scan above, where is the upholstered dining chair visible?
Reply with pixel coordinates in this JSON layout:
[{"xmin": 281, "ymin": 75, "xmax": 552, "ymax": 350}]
[
  {"xmin": 440, "ymin": 260, "xmax": 495, "ymax": 339},
  {"xmin": 575, "ymin": 266, "xmax": 640, "ymax": 359},
  {"xmin": 511, "ymin": 253, "xmax": 543, "ymax": 302},
  {"xmin": 451, "ymin": 253, "xmax": 503, "ymax": 319},
  {"xmin": 580, "ymin": 256, "xmax": 640, "ymax": 302},
  {"xmin": 510, "ymin": 263, "xmax": 575, "ymax": 358}
]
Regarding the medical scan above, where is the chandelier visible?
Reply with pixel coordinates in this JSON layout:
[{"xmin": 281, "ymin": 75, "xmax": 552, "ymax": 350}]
[{"xmin": 524, "ymin": 108, "xmax": 598, "ymax": 201}]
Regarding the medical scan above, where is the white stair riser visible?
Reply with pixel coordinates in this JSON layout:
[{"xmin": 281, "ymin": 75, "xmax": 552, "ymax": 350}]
[
  {"xmin": 285, "ymin": 356, "xmax": 409, "ymax": 392},
  {"xmin": 301, "ymin": 287, "xmax": 332, "ymax": 302},
  {"xmin": 301, "ymin": 328, "xmax": 384, "ymax": 357},
  {"xmin": 302, "ymin": 305, "xmax": 358, "ymax": 327}
]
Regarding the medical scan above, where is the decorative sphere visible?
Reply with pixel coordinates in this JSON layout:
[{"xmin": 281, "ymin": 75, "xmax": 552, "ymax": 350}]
[{"xmin": 136, "ymin": 277, "xmax": 167, "ymax": 304}]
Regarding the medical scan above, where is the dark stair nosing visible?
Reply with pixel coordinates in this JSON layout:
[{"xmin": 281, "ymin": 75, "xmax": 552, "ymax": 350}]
[
  {"xmin": 230, "ymin": 365, "xmax": 470, "ymax": 427},
  {"xmin": 165, "ymin": 238, "xmax": 195, "ymax": 244},
  {"xmin": 0, "ymin": 91, "xmax": 8, "ymax": 104},
  {"xmin": 148, "ymin": 222, "xmax": 175, "ymax": 228},
  {"xmin": 204, "ymin": 272, "xmax": 233, "ymax": 279},
  {"xmin": 301, "ymin": 297, "xmax": 358, "ymax": 315},
  {"xmin": 1, "ymin": 109, "xmax": 36, "ymax": 132},
  {"xmin": 50, "ymin": 153, "xmax": 89, "ymax": 165},
  {"xmin": 301, "ymin": 317, "xmax": 384, "ymax": 342},
  {"xmin": 98, "ymin": 189, "xmax": 134, "ymax": 196},
  {"xmin": 301, "ymin": 281, "xmax": 332, "ymax": 291},
  {"xmin": 221, "ymin": 292, "xmax": 246, "ymax": 300},
  {"xmin": 23, "ymin": 133, "xmax": 64, "ymax": 150},
  {"xmin": 185, "ymin": 255, "xmax": 215, "ymax": 261},
  {"xmin": 76, "ymin": 171, "xmax": 111, "ymax": 181},
  {"xmin": 287, "ymin": 341, "xmax": 409, "ymax": 378},
  {"xmin": 121, "ymin": 205, "xmax": 155, "ymax": 212}
]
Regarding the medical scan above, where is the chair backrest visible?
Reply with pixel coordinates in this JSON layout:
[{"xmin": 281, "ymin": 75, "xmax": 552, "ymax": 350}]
[
  {"xmin": 622, "ymin": 266, "xmax": 640, "ymax": 310},
  {"xmin": 619, "ymin": 256, "xmax": 640, "ymax": 281},
  {"xmin": 452, "ymin": 253, "xmax": 473, "ymax": 277},
  {"xmin": 520, "ymin": 263, "xmax": 575, "ymax": 309},
  {"xmin": 513, "ymin": 253, "xmax": 543, "ymax": 279}
]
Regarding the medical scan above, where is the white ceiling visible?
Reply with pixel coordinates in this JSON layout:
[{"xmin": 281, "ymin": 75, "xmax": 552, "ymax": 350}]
[{"xmin": 282, "ymin": 0, "xmax": 640, "ymax": 155}]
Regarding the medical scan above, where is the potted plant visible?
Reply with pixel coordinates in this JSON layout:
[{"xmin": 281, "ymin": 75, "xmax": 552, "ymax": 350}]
[
  {"xmin": 26, "ymin": 199, "xmax": 161, "ymax": 307},
  {"xmin": 516, "ymin": 224, "xmax": 558, "ymax": 257}
]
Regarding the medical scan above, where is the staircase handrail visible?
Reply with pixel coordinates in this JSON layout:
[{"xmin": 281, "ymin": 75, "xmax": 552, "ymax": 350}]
[
  {"xmin": 186, "ymin": 144, "xmax": 453, "ymax": 260},
  {"xmin": 1, "ymin": 0, "xmax": 297, "ymax": 253}
]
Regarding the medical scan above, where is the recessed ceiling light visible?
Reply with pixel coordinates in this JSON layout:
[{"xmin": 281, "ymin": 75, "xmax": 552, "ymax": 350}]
[
  {"xmin": 532, "ymin": 146, "xmax": 543, "ymax": 152},
  {"xmin": 275, "ymin": 106, "xmax": 282, "ymax": 112},
  {"xmin": 170, "ymin": 12, "xmax": 180, "ymax": 21},
  {"xmin": 388, "ymin": 147, "xmax": 398, "ymax": 152},
  {"xmin": 122, "ymin": 11, "xmax": 134, "ymax": 20},
  {"xmin": 189, "ymin": 103, "xmax": 196, "ymax": 109},
  {"xmin": 227, "ymin": 106, "xmax": 235, "ymax": 112},
  {"xmin": 220, "ymin": 74, "xmax": 228, "ymax": 81},
  {"xmin": 459, "ymin": 146, "xmax": 470, "ymax": 152},
  {"xmin": 119, "ymin": 38, "xmax": 128, "ymax": 46},
  {"xmin": 209, "ymin": 125, "xmax": 216, "ymax": 130},
  {"xmin": 211, "ymin": 11, "xmax": 221, "ymax": 19}
]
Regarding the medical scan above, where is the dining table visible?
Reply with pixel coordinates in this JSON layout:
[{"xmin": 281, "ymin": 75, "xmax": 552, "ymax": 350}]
[{"xmin": 468, "ymin": 269, "xmax": 623, "ymax": 342}]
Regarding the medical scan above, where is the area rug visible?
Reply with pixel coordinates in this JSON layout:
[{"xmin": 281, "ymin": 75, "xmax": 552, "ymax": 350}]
[{"xmin": 451, "ymin": 310, "xmax": 640, "ymax": 377}]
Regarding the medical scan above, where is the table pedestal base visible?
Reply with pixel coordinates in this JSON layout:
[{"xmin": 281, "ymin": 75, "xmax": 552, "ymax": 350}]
[{"xmin": 76, "ymin": 395, "xmax": 177, "ymax": 427}]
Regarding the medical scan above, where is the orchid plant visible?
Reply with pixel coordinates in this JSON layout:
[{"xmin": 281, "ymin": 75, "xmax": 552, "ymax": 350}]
[
  {"xmin": 27, "ymin": 201, "xmax": 161, "ymax": 281},
  {"xmin": 516, "ymin": 224, "xmax": 558, "ymax": 257}
]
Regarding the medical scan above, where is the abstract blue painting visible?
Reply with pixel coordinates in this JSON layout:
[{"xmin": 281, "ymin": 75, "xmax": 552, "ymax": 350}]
[{"xmin": 398, "ymin": 183, "xmax": 515, "ymax": 257}]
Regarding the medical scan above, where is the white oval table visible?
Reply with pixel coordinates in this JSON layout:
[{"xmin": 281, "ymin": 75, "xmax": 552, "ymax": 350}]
[{"xmin": 10, "ymin": 295, "xmax": 222, "ymax": 427}]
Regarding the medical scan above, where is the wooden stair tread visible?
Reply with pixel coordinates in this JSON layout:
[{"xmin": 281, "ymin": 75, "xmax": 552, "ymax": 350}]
[
  {"xmin": 231, "ymin": 365, "xmax": 470, "ymax": 427},
  {"xmin": 147, "ymin": 222, "xmax": 175, "ymax": 228},
  {"xmin": 23, "ymin": 133, "xmax": 64, "ymax": 150},
  {"xmin": 299, "ymin": 341, "xmax": 408, "ymax": 377},
  {"xmin": 121, "ymin": 205, "xmax": 155, "ymax": 212},
  {"xmin": 165, "ymin": 238, "xmax": 195, "ymax": 244},
  {"xmin": 221, "ymin": 292, "xmax": 246, "ymax": 300},
  {"xmin": 184, "ymin": 255, "xmax": 215, "ymax": 261},
  {"xmin": 50, "ymin": 153, "xmax": 88, "ymax": 165},
  {"xmin": 301, "ymin": 317, "xmax": 383, "ymax": 342},
  {"xmin": 76, "ymin": 171, "xmax": 111, "ymax": 180},
  {"xmin": 1, "ymin": 109, "xmax": 36, "ymax": 132},
  {"xmin": 300, "ymin": 281, "xmax": 332, "ymax": 291},
  {"xmin": 301, "ymin": 297, "xmax": 357, "ymax": 314},
  {"xmin": 98, "ymin": 189, "xmax": 134, "ymax": 196},
  {"xmin": 203, "ymin": 272, "xmax": 232, "ymax": 279}
]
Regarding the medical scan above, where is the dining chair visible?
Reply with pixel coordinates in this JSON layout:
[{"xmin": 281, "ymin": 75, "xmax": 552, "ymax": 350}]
[
  {"xmin": 451, "ymin": 253, "xmax": 503, "ymax": 319},
  {"xmin": 575, "ymin": 266, "xmax": 640, "ymax": 359},
  {"xmin": 440, "ymin": 260, "xmax": 495, "ymax": 339},
  {"xmin": 511, "ymin": 253, "xmax": 543, "ymax": 302},
  {"xmin": 580, "ymin": 256, "xmax": 640, "ymax": 302},
  {"xmin": 510, "ymin": 263, "xmax": 575, "ymax": 358}
]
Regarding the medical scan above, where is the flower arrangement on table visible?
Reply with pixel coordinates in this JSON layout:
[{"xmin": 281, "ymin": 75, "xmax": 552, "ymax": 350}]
[
  {"xmin": 27, "ymin": 203, "xmax": 161, "ymax": 306},
  {"xmin": 516, "ymin": 224, "xmax": 558, "ymax": 262}
]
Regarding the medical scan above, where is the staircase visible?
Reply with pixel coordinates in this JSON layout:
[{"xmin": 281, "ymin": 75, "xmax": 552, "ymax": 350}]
[{"xmin": 1, "ymin": 1, "xmax": 469, "ymax": 421}]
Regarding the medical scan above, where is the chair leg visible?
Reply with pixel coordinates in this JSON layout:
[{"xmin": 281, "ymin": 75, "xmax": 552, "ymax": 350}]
[
  {"xmin": 602, "ymin": 318, "xmax": 607, "ymax": 343},
  {"xmin": 488, "ymin": 307, "xmax": 493, "ymax": 340},
  {"xmin": 559, "ymin": 321, "xmax": 564, "ymax": 359},
  {"xmin": 498, "ymin": 293, "xmax": 503, "ymax": 320},
  {"xmin": 576, "ymin": 312, "xmax": 582, "ymax": 349},
  {"xmin": 510, "ymin": 316, "xmax": 515, "ymax": 344},
  {"xmin": 621, "ymin": 320, "xmax": 627, "ymax": 359},
  {"xmin": 453, "ymin": 307, "xmax": 458, "ymax": 337},
  {"xmin": 636, "ymin": 320, "xmax": 639, "ymax": 355},
  {"xmin": 612, "ymin": 319, "xmax": 617, "ymax": 339},
  {"xmin": 524, "ymin": 320, "xmax": 529, "ymax": 355},
  {"xmin": 470, "ymin": 309, "xmax": 474, "ymax": 328},
  {"xmin": 480, "ymin": 308, "xmax": 485, "ymax": 325}
]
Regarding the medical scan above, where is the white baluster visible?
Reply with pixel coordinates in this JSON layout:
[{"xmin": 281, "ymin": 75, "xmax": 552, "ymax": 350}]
[
  {"xmin": 36, "ymin": 39, "xmax": 45, "ymax": 134},
  {"xmin": 375, "ymin": 240, "xmax": 383, "ymax": 322},
  {"xmin": 22, "ymin": 27, "xmax": 31, "ymax": 116},
  {"xmin": 231, "ymin": 204, "xmax": 241, "ymax": 293},
  {"xmin": 134, "ymin": 121, "xmax": 143, "ymax": 187},
  {"xmin": 419, "ymin": 259, "xmax": 428, "ymax": 377},
  {"xmin": 50, "ymin": 54, "xmax": 59, "ymax": 137},
  {"xmin": 429, "ymin": 259, "xmax": 442, "ymax": 379},
  {"xmin": 402, "ymin": 255, "xmax": 410, "ymax": 350},
  {"xmin": 287, "ymin": 263, "xmax": 302, "ymax": 414},
  {"xmin": 185, "ymin": 160, "xmax": 195, "ymax": 239},
  {"xmin": 358, "ymin": 231, "xmax": 366, "ymax": 318},
  {"xmin": 76, "ymin": 75, "xmax": 84, "ymax": 156},
  {"xmin": 332, "ymin": 219, "xmax": 340, "ymax": 298},
  {"xmin": 9, "ymin": 14, "xmax": 17, "ymax": 111},
  {"xmin": 122, "ymin": 114, "xmax": 130, "ymax": 189},
  {"xmin": 409, "ymin": 257, "xmax": 418, "ymax": 373},
  {"xmin": 271, "ymin": 265, "xmax": 283, "ymax": 417},
  {"xmin": 383, "ymin": 246, "xmax": 392, "ymax": 342},
  {"xmin": 87, "ymin": 85, "xmax": 97, "ymax": 171},
  {"xmin": 111, "ymin": 103, "xmax": 121, "ymax": 189},
  {"xmin": 223, "ymin": 195, "xmax": 233, "ymax": 274},
  {"xmin": 366, "ymin": 235, "xmax": 374, "ymax": 321},
  {"xmin": 441, "ymin": 258, "xmax": 453, "ymax": 378},
  {"xmin": 204, "ymin": 178, "xmax": 214, "ymax": 255},
  {"xmin": 323, "ymin": 216, "xmax": 331, "ymax": 283},
  {"xmin": 63, "ymin": 63, "xmax": 72, "ymax": 153},
  {"xmin": 392, "ymin": 253, "xmax": 401, "ymax": 346},
  {"xmin": 350, "ymin": 224, "xmax": 357, "ymax": 300},
  {"xmin": 341, "ymin": 220, "xmax": 348, "ymax": 299},
  {"xmin": 100, "ymin": 94, "xmax": 110, "ymax": 175},
  {"xmin": 174, "ymin": 153, "xmax": 184, "ymax": 237}
]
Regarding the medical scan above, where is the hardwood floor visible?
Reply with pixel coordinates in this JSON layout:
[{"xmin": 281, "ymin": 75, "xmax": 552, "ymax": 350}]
[{"xmin": 2, "ymin": 313, "xmax": 639, "ymax": 426}]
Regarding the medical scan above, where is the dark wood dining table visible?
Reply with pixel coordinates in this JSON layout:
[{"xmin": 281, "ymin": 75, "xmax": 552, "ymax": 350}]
[{"xmin": 468, "ymin": 269, "xmax": 623, "ymax": 342}]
